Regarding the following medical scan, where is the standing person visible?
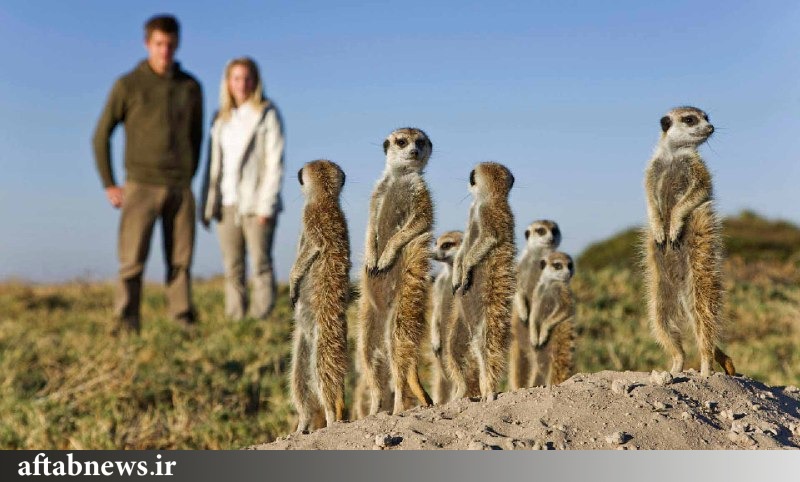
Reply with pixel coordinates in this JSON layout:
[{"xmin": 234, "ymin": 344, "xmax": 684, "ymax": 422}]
[
  {"xmin": 200, "ymin": 57, "xmax": 285, "ymax": 321},
  {"xmin": 93, "ymin": 14, "xmax": 204, "ymax": 333}
]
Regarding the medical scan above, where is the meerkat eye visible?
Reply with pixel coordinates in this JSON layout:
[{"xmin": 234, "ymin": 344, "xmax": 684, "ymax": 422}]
[
  {"xmin": 535, "ymin": 228, "xmax": 546, "ymax": 236},
  {"xmin": 469, "ymin": 170, "xmax": 476, "ymax": 186},
  {"xmin": 554, "ymin": 263, "xmax": 562, "ymax": 270},
  {"xmin": 395, "ymin": 138, "xmax": 408, "ymax": 148},
  {"xmin": 682, "ymin": 115, "xmax": 697, "ymax": 126},
  {"xmin": 297, "ymin": 168, "xmax": 304, "ymax": 186},
  {"xmin": 441, "ymin": 242, "xmax": 452, "ymax": 250}
]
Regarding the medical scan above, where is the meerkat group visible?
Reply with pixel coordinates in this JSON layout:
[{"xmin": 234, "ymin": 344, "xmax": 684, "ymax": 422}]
[{"xmin": 287, "ymin": 109, "xmax": 737, "ymax": 431}]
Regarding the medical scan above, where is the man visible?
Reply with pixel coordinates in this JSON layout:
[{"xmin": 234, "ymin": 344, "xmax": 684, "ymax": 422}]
[{"xmin": 93, "ymin": 14, "xmax": 203, "ymax": 333}]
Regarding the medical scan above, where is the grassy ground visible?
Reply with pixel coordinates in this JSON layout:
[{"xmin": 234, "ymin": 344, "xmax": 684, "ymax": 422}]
[{"xmin": 1, "ymin": 212, "xmax": 798, "ymax": 448}]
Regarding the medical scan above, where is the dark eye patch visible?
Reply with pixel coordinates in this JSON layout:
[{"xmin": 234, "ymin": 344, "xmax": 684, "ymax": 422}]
[
  {"xmin": 395, "ymin": 138, "xmax": 408, "ymax": 148},
  {"xmin": 535, "ymin": 227, "xmax": 546, "ymax": 236},
  {"xmin": 441, "ymin": 242, "xmax": 453, "ymax": 250},
  {"xmin": 554, "ymin": 263, "xmax": 562, "ymax": 270},
  {"xmin": 682, "ymin": 115, "xmax": 697, "ymax": 126}
]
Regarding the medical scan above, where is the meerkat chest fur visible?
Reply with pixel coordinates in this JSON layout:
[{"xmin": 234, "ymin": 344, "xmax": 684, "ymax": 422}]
[
  {"xmin": 373, "ymin": 173, "xmax": 423, "ymax": 251},
  {"xmin": 649, "ymin": 146, "xmax": 710, "ymax": 223},
  {"xmin": 518, "ymin": 247, "xmax": 549, "ymax": 298}
]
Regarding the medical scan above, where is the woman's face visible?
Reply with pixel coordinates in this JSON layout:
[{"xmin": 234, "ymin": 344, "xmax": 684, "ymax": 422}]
[{"xmin": 228, "ymin": 64, "xmax": 256, "ymax": 107}]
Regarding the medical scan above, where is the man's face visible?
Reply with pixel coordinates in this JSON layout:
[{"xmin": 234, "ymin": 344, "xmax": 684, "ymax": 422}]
[{"xmin": 145, "ymin": 30, "xmax": 178, "ymax": 72}]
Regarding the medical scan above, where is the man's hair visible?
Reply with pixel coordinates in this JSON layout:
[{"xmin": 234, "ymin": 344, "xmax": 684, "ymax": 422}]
[{"xmin": 144, "ymin": 14, "xmax": 180, "ymax": 40}]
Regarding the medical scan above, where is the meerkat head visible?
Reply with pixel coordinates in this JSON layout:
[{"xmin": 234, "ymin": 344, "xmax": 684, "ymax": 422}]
[
  {"xmin": 524, "ymin": 220, "xmax": 561, "ymax": 251},
  {"xmin": 469, "ymin": 162, "xmax": 514, "ymax": 200},
  {"xmin": 431, "ymin": 231, "xmax": 463, "ymax": 266},
  {"xmin": 539, "ymin": 252, "xmax": 574, "ymax": 284},
  {"xmin": 298, "ymin": 159, "xmax": 346, "ymax": 199},
  {"xmin": 383, "ymin": 127, "xmax": 433, "ymax": 173},
  {"xmin": 659, "ymin": 106, "xmax": 714, "ymax": 149}
]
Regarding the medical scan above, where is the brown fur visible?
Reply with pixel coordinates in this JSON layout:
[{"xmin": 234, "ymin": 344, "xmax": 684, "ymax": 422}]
[
  {"xmin": 643, "ymin": 107, "xmax": 736, "ymax": 376},
  {"xmin": 357, "ymin": 128, "xmax": 434, "ymax": 415},
  {"xmin": 448, "ymin": 162, "xmax": 516, "ymax": 402},
  {"xmin": 528, "ymin": 252, "xmax": 575, "ymax": 386},
  {"xmin": 509, "ymin": 220, "xmax": 561, "ymax": 390},
  {"xmin": 429, "ymin": 231, "xmax": 479, "ymax": 403},
  {"xmin": 289, "ymin": 160, "xmax": 351, "ymax": 432}
]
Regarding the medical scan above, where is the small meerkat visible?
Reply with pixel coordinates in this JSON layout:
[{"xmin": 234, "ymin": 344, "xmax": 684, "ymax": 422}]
[
  {"xmin": 429, "ymin": 231, "xmax": 479, "ymax": 403},
  {"xmin": 357, "ymin": 127, "xmax": 434, "ymax": 415},
  {"xmin": 449, "ymin": 162, "xmax": 516, "ymax": 402},
  {"xmin": 528, "ymin": 251, "xmax": 576, "ymax": 387},
  {"xmin": 289, "ymin": 160, "xmax": 350, "ymax": 432},
  {"xmin": 643, "ymin": 106, "xmax": 736, "ymax": 377},
  {"xmin": 509, "ymin": 220, "xmax": 562, "ymax": 390}
]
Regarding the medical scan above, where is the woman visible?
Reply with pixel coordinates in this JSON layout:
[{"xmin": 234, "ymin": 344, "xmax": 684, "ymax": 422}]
[{"xmin": 201, "ymin": 57, "xmax": 285, "ymax": 320}]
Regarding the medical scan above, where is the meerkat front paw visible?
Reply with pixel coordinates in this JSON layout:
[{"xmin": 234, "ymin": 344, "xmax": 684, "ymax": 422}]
[
  {"xmin": 668, "ymin": 224, "xmax": 684, "ymax": 249},
  {"xmin": 460, "ymin": 268, "xmax": 474, "ymax": 293},
  {"xmin": 289, "ymin": 285, "xmax": 299, "ymax": 308}
]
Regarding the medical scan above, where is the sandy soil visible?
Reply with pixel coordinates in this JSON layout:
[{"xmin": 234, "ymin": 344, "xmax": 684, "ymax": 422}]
[{"xmin": 251, "ymin": 370, "xmax": 800, "ymax": 450}]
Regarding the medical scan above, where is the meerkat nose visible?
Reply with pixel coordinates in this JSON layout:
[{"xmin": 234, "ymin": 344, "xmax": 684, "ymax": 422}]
[{"xmin": 707, "ymin": 125, "xmax": 715, "ymax": 134}]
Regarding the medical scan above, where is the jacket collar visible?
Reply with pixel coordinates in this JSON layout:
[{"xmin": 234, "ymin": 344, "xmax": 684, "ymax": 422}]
[{"xmin": 136, "ymin": 59, "xmax": 181, "ymax": 80}]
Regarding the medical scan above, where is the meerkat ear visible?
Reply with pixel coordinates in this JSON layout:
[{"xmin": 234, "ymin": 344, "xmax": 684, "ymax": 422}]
[
  {"xmin": 508, "ymin": 172, "xmax": 515, "ymax": 189},
  {"xmin": 539, "ymin": 259, "xmax": 546, "ymax": 270},
  {"xmin": 383, "ymin": 139, "xmax": 390, "ymax": 154},
  {"xmin": 428, "ymin": 139, "xmax": 433, "ymax": 151},
  {"xmin": 297, "ymin": 167, "xmax": 304, "ymax": 186},
  {"xmin": 524, "ymin": 229, "xmax": 530, "ymax": 240},
  {"xmin": 660, "ymin": 116, "xmax": 672, "ymax": 132},
  {"xmin": 340, "ymin": 170, "xmax": 346, "ymax": 189}
]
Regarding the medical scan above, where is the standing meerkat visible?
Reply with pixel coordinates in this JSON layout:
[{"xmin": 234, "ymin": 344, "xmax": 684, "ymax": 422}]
[
  {"xmin": 429, "ymin": 231, "xmax": 478, "ymax": 404},
  {"xmin": 289, "ymin": 160, "xmax": 350, "ymax": 432},
  {"xmin": 358, "ymin": 127, "xmax": 434, "ymax": 415},
  {"xmin": 528, "ymin": 251, "xmax": 576, "ymax": 386},
  {"xmin": 643, "ymin": 106, "xmax": 736, "ymax": 377},
  {"xmin": 449, "ymin": 162, "xmax": 516, "ymax": 402},
  {"xmin": 509, "ymin": 220, "xmax": 562, "ymax": 390}
]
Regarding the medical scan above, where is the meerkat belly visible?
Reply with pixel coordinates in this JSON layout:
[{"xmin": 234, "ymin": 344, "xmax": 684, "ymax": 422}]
[{"xmin": 656, "ymin": 162, "xmax": 691, "ymax": 225}]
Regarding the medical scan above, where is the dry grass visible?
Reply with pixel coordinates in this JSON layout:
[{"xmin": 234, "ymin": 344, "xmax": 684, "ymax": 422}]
[{"xmin": 0, "ymin": 254, "xmax": 797, "ymax": 449}]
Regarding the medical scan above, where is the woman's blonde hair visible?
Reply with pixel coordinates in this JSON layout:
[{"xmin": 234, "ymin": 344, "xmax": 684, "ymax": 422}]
[{"xmin": 218, "ymin": 57, "xmax": 269, "ymax": 121}]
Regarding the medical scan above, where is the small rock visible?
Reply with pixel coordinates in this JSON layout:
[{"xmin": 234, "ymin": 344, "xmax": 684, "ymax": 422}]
[
  {"xmin": 784, "ymin": 385, "xmax": 799, "ymax": 394},
  {"xmin": 728, "ymin": 432, "xmax": 757, "ymax": 447},
  {"xmin": 532, "ymin": 441, "xmax": 543, "ymax": 450},
  {"xmin": 650, "ymin": 370, "xmax": 674, "ymax": 386},
  {"xmin": 731, "ymin": 421, "xmax": 752, "ymax": 434},
  {"xmin": 652, "ymin": 401, "xmax": 668, "ymax": 410},
  {"xmin": 758, "ymin": 423, "xmax": 779, "ymax": 436},
  {"xmin": 375, "ymin": 434, "xmax": 400, "ymax": 448},
  {"xmin": 720, "ymin": 409, "xmax": 744, "ymax": 421},
  {"xmin": 556, "ymin": 424, "xmax": 566, "ymax": 432},
  {"xmin": 750, "ymin": 403, "xmax": 763, "ymax": 411},
  {"xmin": 612, "ymin": 379, "xmax": 632, "ymax": 395},
  {"xmin": 605, "ymin": 431, "xmax": 631, "ymax": 445},
  {"xmin": 455, "ymin": 430, "xmax": 465, "ymax": 439},
  {"xmin": 789, "ymin": 423, "xmax": 799, "ymax": 436},
  {"xmin": 681, "ymin": 411, "xmax": 692, "ymax": 421},
  {"xmin": 468, "ymin": 440, "xmax": 489, "ymax": 450},
  {"xmin": 616, "ymin": 446, "xmax": 627, "ymax": 450},
  {"xmin": 704, "ymin": 401, "xmax": 718, "ymax": 410}
]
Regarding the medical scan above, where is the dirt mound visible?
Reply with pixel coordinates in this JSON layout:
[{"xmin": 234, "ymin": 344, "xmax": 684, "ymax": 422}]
[{"xmin": 252, "ymin": 370, "xmax": 800, "ymax": 450}]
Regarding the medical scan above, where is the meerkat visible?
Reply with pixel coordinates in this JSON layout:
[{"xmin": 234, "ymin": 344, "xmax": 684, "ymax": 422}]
[
  {"xmin": 643, "ymin": 106, "xmax": 736, "ymax": 377},
  {"xmin": 449, "ymin": 162, "xmax": 516, "ymax": 402},
  {"xmin": 429, "ymin": 230, "xmax": 479, "ymax": 403},
  {"xmin": 288, "ymin": 160, "xmax": 351, "ymax": 432},
  {"xmin": 528, "ymin": 251, "xmax": 576, "ymax": 386},
  {"xmin": 508, "ymin": 220, "xmax": 562, "ymax": 390},
  {"xmin": 357, "ymin": 127, "xmax": 434, "ymax": 415}
]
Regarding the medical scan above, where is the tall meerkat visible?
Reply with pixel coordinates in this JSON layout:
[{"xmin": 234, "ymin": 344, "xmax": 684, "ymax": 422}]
[
  {"xmin": 289, "ymin": 160, "xmax": 351, "ymax": 432},
  {"xmin": 358, "ymin": 127, "xmax": 434, "ymax": 415},
  {"xmin": 429, "ymin": 231, "xmax": 478, "ymax": 403},
  {"xmin": 528, "ymin": 251, "xmax": 576, "ymax": 386},
  {"xmin": 643, "ymin": 106, "xmax": 736, "ymax": 377},
  {"xmin": 449, "ymin": 162, "xmax": 516, "ymax": 402},
  {"xmin": 509, "ymin": 220, "xmax": 562, "ymax": 390}
]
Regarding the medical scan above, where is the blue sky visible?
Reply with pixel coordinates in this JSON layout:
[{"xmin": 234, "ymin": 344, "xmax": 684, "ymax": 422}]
[{"xmin": 1, "ymin": 1, "xmax": 798, "ymax": 282}]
